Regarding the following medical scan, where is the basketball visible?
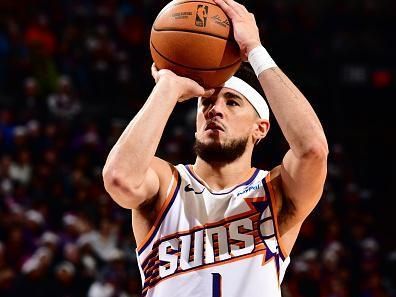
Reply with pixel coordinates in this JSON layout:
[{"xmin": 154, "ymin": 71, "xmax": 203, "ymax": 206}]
[{"xmin": 150, "ymin": 0, "xmax": 242, "ymax": 89}]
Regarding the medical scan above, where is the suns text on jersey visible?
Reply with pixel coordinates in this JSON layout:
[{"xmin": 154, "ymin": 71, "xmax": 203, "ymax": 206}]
[{"xmin": 139, "ymin": 198, "xmax": 277, "ymax": 289}]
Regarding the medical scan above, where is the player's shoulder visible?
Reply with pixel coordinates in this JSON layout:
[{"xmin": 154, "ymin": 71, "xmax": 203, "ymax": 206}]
[
  {"xmin": 151, "ymin": 157, "xmax": 176, "ymax": 175},
  {"xmin": 150, "ymin": 157, "xmax": 179, "ymax": 191},
  {"xmin": 134, "ymin": 157, "xmax": 178, "ymax": 214}
]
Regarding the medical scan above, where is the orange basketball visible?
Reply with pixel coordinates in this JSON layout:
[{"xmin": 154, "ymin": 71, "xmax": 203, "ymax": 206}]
[{"xmin": 150, "ymin": 0, "xmax": 242, "ymax": 89}]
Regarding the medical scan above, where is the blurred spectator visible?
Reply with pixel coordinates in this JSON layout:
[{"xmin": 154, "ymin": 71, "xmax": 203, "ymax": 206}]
[
  {"xmin": 9, "ymin": 149, "xmax": 32, "ymax": 185},
  {"xmin": 47, "ymin": 76, "xmax": 81, "ymax": 121},
  {"xmin": 25, "ymin": 15, "xmax": 55, "ymax": 57},
  {"xmin": 0, "ymin": 241, "xmax": 16, "ymax": 296},
  {"xmin": 18, "ymin": 77, "xmax": 46, "ymax": 120}
]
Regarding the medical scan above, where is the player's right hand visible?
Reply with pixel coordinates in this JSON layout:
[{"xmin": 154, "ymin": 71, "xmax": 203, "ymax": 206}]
[
  {"xmin": 214, "ymin": 0, "xmax": 261, "ymax": 61},
  {"xmin": 151, "ymin": 63, "xmax": 215, "ymax": 102}
]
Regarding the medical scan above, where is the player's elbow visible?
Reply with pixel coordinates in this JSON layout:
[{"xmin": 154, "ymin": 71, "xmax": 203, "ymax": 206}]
[
  {"xmin": 103, "ymin": 167, "xmax": 123, "ymax": 193},
  {"xmin": 102, "ymin": 164, "xmax": 118, "ymax": 191},
  {"xmin": 301, "ymin": 139, "xmax": 329, "ymax": 162},
  {"xmin": 102, "ymin": 167, "xmax": 139, "ymax": 209}
]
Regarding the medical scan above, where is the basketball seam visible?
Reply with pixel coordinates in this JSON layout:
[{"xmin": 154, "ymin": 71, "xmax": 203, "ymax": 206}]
[
  {"xmin": 152, "ymin": 1, "xmax": 232, "ymax": 40},
  {"xmin": 150, "ymin": 41, "xmax": 241, "ymax": 71},
  {"xmin": 152, "ymin": 28, "xmax": 230, "ymax": 41},
  {"xmin": 156, "ymin": 0, "xmax": 220, "ymax": 20}
]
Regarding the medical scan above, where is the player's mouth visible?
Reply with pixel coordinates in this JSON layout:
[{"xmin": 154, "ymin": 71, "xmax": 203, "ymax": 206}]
[{"xmin": 205, "ymin": 121, "xmax": 225, "ymax": 132}]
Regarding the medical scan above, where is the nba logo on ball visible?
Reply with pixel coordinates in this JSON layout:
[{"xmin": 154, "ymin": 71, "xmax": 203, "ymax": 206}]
[
  {"xmin": 150, "ymin": 0, "xmax": 242, "ymax": 88},
  {"xmin": 195, "ymin": 5, "xmax": 208, "ymax": 27}
]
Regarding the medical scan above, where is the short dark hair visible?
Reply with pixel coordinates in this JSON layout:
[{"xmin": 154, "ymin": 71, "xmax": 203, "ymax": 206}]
[{"xmin": 234, "ymin": 64, "xmax": 266, "ymax": 99}]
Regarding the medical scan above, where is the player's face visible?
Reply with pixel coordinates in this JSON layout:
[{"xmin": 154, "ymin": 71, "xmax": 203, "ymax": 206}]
[{"xmin": 195, "ymin": 88, "xmax": 259, "ymax": 154}]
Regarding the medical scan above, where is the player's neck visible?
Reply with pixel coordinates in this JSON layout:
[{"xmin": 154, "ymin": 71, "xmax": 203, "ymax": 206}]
[{"xmin": 192, "ymin": 154, "xmax": 254, "ymax": 192}]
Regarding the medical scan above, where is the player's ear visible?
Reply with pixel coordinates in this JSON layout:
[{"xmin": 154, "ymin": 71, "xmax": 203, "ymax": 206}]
[{"xmin": 253, "ymin": 119, "xmax": 270, "ymax": 143}]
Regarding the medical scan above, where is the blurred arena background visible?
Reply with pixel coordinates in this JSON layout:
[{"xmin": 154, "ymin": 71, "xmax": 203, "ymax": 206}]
[{"xmin": 0, "ymin": 0, "xmax": 395, "ymax": 296}]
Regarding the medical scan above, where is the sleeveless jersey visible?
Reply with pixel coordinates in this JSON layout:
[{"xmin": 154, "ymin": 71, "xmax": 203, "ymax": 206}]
[{"xmin": 136, "ymin": 164, "xmax": 290, "ymax": 297}]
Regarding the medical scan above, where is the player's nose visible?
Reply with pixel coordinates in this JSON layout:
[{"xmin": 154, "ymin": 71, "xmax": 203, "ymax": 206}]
[{"xmin": 207, "ymin": 100, "xmax": 225, "ymax": 119}]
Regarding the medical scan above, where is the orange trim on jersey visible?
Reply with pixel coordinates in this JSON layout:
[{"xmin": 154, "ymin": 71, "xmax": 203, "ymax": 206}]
[
  {"xmin": 142, "ymin": 244, "xmax": 270, "ymax": 292},
  {"xmin": 147, "ymin": 209, "xmax": 257, "ymax": 249},
  {"xmin": 136, "ymin": 168, "xmax": 180, "ymax": 253},
  {"xmin": 265, "ymin": 173, "xmax": 289, "ymax": 258},
  {"xmin": 139, "ymin": 211, "xmax": 263, "ymax": 270},
  {"xmin": 139, "ymin": 209, "xmax": 258, "ymax": 267}
]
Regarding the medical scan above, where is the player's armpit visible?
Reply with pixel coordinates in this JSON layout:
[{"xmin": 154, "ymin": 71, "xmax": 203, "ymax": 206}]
[
  {"xmin": 280, "ymin": 148, "xmax": 327, "ymax": 223},
  {"xmin": 269, "ymin": 146, "xmax": 327, "ymax": 255},
  {"xmin": 267, "ymin": 166, "xmax": 300, "ymax": 230},
  {"xmin": 266, "ymin": 166, "xmax": 298, "ymax": 257}
]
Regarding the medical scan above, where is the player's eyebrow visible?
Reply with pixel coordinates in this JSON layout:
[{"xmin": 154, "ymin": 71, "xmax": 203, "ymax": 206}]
[{"xmin": 223, "ymin": 91, "xmax": 244, "ymax": 102}]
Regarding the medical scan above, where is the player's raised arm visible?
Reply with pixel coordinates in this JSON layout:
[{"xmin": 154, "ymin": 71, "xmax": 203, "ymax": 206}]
[
  {"xmin": 102, "ymin": 65, "xmax": 214, "ymax": 209},
  {"xmin": 215, "ymin": 0, "xmax": 328, "ymax": 251}
]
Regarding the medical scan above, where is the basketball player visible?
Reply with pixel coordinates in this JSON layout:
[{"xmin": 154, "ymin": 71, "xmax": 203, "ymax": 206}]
[{"xmin": 103, "ymin": 0, "xmax": 328, "ymax": 296}]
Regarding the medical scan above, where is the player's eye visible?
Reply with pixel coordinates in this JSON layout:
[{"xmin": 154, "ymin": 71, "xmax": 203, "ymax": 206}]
[
  {"xmin": 227, "ymin": 100, "xmax": 239, "ymax": 106},
  {"xmin": 201, "ymin": 99, "xmax": 212, "ymax": 107},
  {"xmin": 201, "ymin": 100, "xmax": 209, "ymax": 106}
]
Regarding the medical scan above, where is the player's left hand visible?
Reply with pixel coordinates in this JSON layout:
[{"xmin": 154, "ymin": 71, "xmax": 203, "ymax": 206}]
[
  {"xmin": 214, "ymin": 0, "xmax": 261, "ymax": 61},
  {"xmin": 151, "ymin": 63, "xmax": 215, "ymax": 102}
]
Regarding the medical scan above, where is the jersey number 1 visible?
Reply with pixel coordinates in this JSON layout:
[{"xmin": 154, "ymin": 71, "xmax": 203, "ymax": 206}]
[{"xmin": 212, "ymin": 273, "xmax": 222, "ymax": 297}]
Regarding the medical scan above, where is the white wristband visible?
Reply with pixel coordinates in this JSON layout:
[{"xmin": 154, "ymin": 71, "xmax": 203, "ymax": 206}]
[{"xmin": 248, "ymin": 45, "xmax": 277, "ymax": 77}]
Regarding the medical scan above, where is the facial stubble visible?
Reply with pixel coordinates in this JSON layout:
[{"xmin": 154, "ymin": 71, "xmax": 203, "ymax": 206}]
[{"xmin": 193, "ymin": 136, "xmax": 249, "ymax": 164}]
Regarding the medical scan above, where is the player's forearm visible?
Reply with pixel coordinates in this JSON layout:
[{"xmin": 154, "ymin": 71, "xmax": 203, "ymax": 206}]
[
  {"xmin": 103, "ymin": 79, "xmax": 179, "ymax": 187},
  {"xmin": 258, "ymin": 67, "xmax": 328, "ymax": 157}
]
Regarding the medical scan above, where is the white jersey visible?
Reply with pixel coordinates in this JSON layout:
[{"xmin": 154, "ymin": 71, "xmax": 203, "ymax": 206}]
[{"xmin": 136, "ymin": 164, "xmax": 290, "ymax": 297}]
